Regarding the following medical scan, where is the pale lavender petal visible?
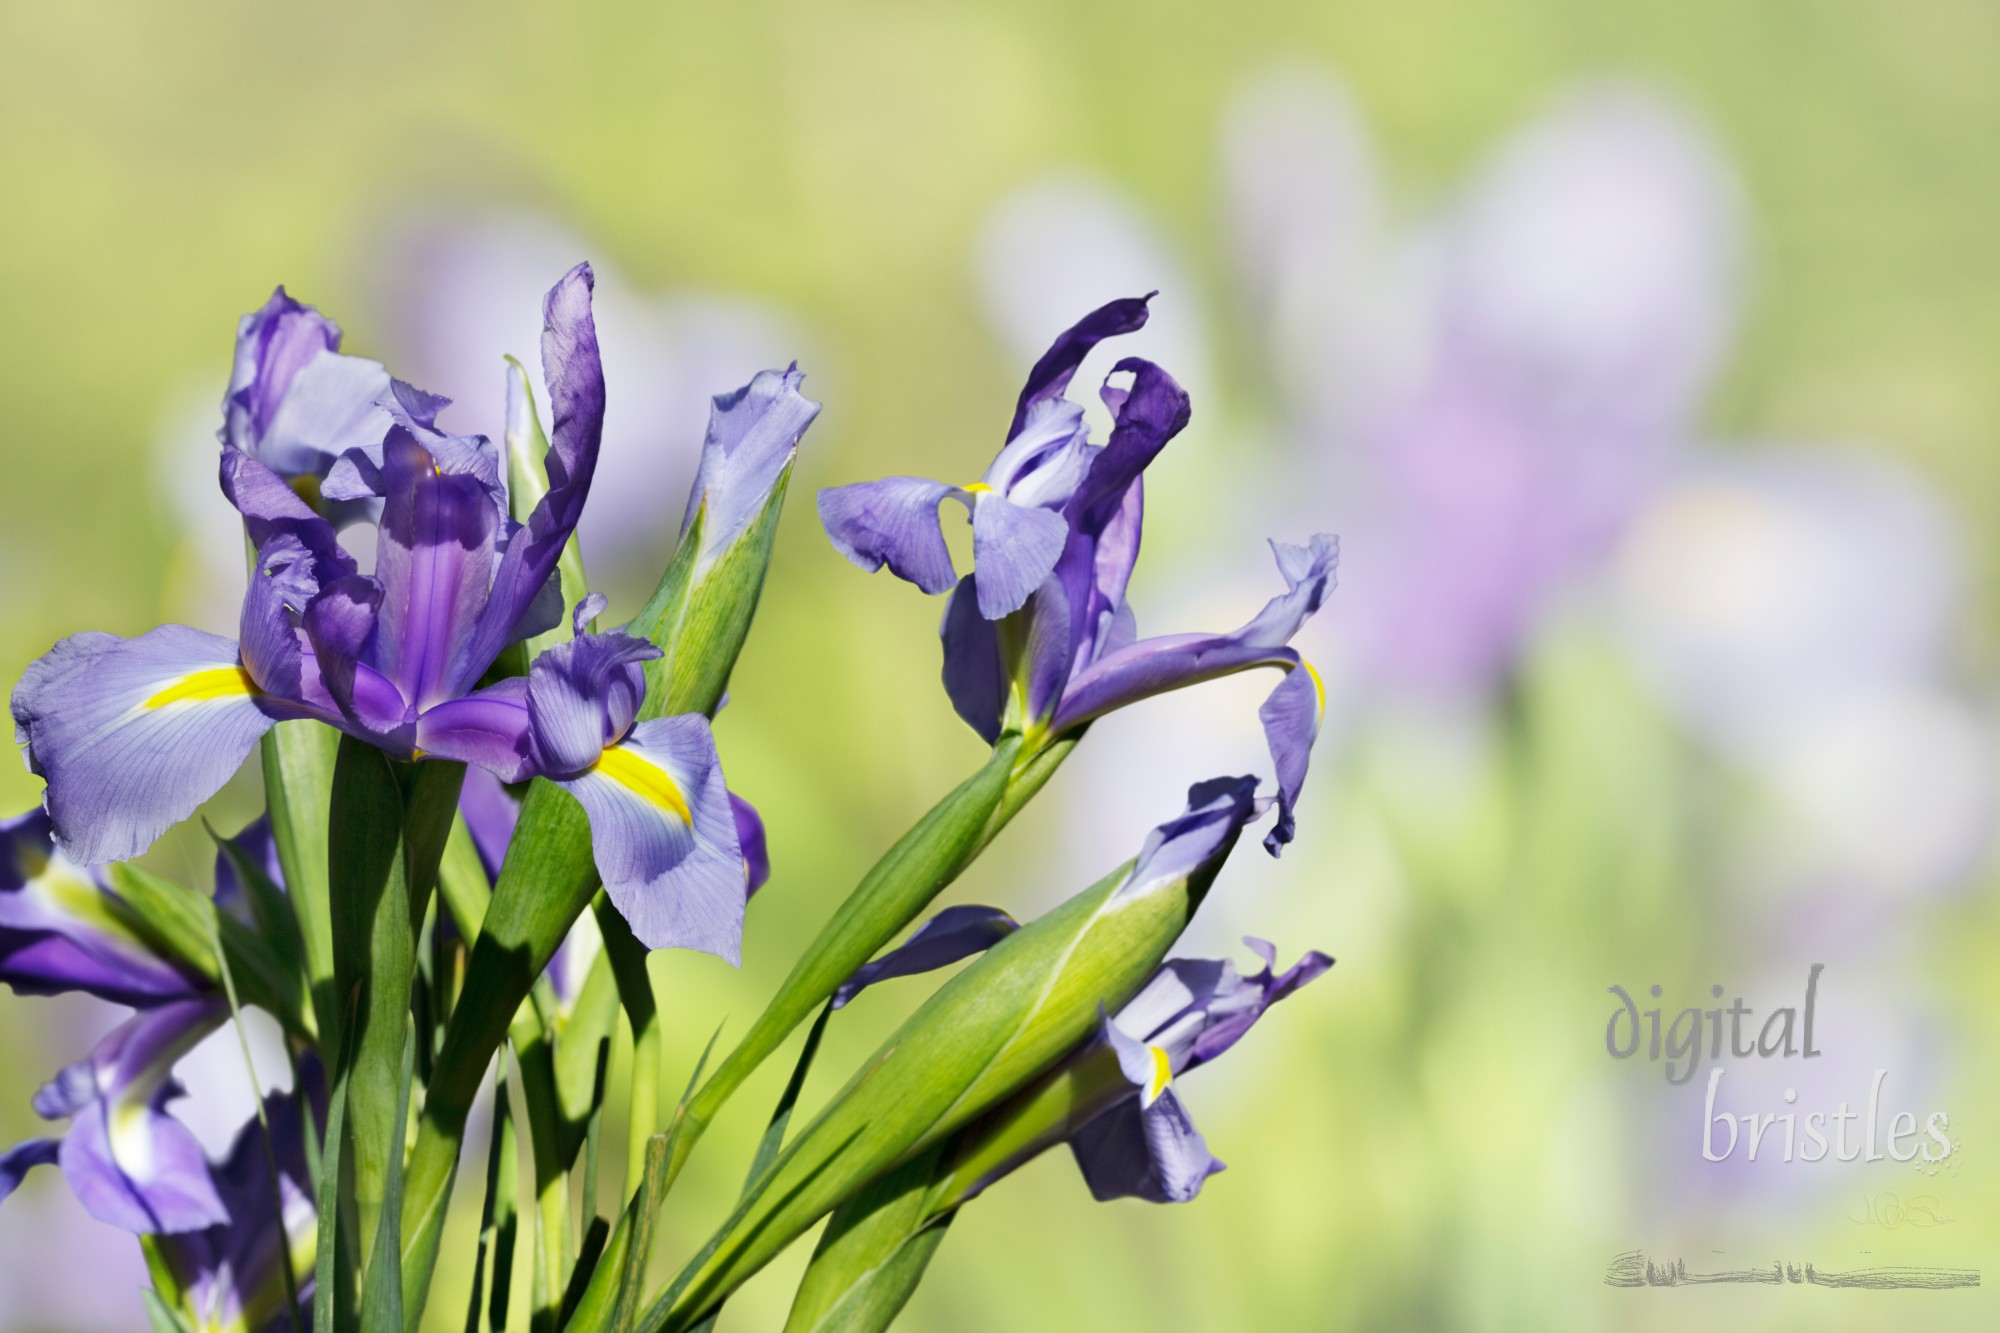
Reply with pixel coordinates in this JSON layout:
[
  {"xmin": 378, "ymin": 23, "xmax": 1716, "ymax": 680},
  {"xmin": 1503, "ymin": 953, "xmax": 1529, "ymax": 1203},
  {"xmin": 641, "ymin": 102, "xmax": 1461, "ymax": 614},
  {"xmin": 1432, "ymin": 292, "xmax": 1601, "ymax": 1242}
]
[
  {"xmin": 969, "ymin": 493, "xmax": 1069, "ymax": 620},
  {"xmin": 1256, "ymin": 663, "xmax": 1323, "ymax": 855},
  {"xmin": 252, "ymin": 350, "xmax": 396, "ymax": 480},
  {"xmin": 681, "ymin": 366, "xmax": 823, "ymax": 567},
  {"xmin": 557, "ymin": 715, "xmax": 746, "ymax": 961},
  {"xmin": 12, "ymin": 627, "xmax": 279, "ymax": 864},
  {"xmin": 831, "ymin": 904, "xmax": 1019, "ymax": 1009},
  {"xmin": 817, "ymin": 477, "xmax": 959, "ymax": 595}
]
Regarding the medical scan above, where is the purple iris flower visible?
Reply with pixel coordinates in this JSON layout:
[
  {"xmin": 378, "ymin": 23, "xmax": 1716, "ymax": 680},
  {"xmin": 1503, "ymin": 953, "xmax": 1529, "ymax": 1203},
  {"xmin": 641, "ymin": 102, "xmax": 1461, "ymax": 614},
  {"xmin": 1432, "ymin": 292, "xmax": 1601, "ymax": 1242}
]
[
  {"xmin": 838, "ymin": 910, "xmax": 1330, "ymax": 1204},
  {"xmin": 0, "ymin": 997, "xmax": 230, "ymax": 1233},
  {"xmin": 0, "ymin": 808, "xmax": 207, "ymax": 1006},
  {"xmin": 155, "ymin": 1082, "xmax": 320, "ymax": 1332},
  {"xmin": 821, "ymin": 297, "xmax": 1336, "ymax": 855},
  {"xmin": 1068, "ymin": 937, "xmax": 1331, "ymax": 1203},
  {"xmin": 13, "ymin": 265, "xmax": 756, "ymax": 956}
]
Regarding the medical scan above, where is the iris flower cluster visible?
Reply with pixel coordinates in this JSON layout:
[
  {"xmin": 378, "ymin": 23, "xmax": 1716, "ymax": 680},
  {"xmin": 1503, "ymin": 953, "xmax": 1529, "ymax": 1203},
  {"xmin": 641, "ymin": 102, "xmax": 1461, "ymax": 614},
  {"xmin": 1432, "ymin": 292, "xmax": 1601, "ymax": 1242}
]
[{"xmin": 1, "ymin": 269, "xmax": 1333, "ymax": 1332}]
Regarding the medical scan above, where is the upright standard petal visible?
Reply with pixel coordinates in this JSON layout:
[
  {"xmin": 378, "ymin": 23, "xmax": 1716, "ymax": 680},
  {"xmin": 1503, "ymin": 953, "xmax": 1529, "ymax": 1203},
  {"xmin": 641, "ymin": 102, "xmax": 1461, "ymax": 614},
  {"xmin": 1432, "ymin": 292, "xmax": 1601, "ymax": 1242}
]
[
  {"xmin": 0, "ymin": 809, "xmax": 205, "ymax": 1005},
  {"xmin": 35, "ymin": 999, "xmax": 229, "ymax": 1234},
  {"xmin": 12, "ymin": 626, "xmax": 280, "ymax": 864},
  {"xmin": 553, "ymin": 714, "xmax": 747, "ymax": 961},
  {"xmin": 682, "ymin": 366, "xmax": 823, "ymax": 568},
  {"xmin": 1006, "ymin": 294, "xmax": 1155, "ymax": 440}
]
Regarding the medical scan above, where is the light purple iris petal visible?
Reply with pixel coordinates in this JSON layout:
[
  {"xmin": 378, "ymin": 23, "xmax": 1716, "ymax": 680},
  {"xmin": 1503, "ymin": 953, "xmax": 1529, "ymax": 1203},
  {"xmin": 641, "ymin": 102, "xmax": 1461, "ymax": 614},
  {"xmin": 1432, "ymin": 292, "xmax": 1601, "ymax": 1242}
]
[
  {"xmin": 373, "ymin": 430, "xmax": 501, "ymax": 712},
  {"xmin": 414, "ymin": 679, "xmax": 534, "ymax": 783},
  {"xmin": 38, "ymin": 999, "xmax": 229, "ymax": 1234},
  {"xmin": 252, "ymin": 351, "xmax": 396, "ymax": 482},
  {"xmin": 452, "ymin": 264, "xmax": 606, "ymax": 693},
  {"xmin": 1006, "ymin": 294, "xmax": 1154, "ymax": 440},
  {"xmin": 11, "ymin": 626, "xmax": 281, "ymax": 864},
  {"xmin": 830, "ymin": 904, "xmax": 1019, "ymax": 1009},
  {"xmin": 1256, "ymin": 664, "xmax": 1322, "ymax": 855},
  {"xmin": 1069, "ymin": 1085, "xmax": 1223, "ymax": 1204},
  {"xmin": 236, "ymin": 535, "xmax": 317, "ymax": 702},
  {"xmin": 0, "ymin": 810, "xmax": 206, "ymax": 1006},
  {"xmin": 0, "ymin": 1137, "xmax": 59, "ymax": 1204},
  {"xmin": 458, "ymin": 766, "xmax": 522, "ymax": 883},
  {"xmin": 1113, "ymin": 775, "xmax": 1267, "ymax": 905},
  {"xmin": 730, "ymin": 792, "xmax": 770, "ymax": 898},
  {"xmin": 969, "ymin": 493, "xmax": 1070, "ymax": 620},
  {"xmin": 225, "ymin": 290, "xmax": 340, "ymax": 455},
  {"xmin": 979, "ymin": 399, "xmax": 1093, "ymax": 509},
  {"xmin": 681, "ymin": 366, "xmax": 823, "ymax": 567},
  {"xmin": 939, "ymin": 578, "xmax": 1006, "ymax": 744},
  {"xmin": 1186, "ymin": 938, "xmax": 1333, "ymax": 1067},
  {"xmin": 524, "ymin": 628, "xmax": 660, "ymax": 776},
  {"xmin": 556, "ymin": 715, "xmax": 747, "ymax": 962},
  {"xmin": 817, "ymin": 477, "xmax": 959, "ymax": 595}
]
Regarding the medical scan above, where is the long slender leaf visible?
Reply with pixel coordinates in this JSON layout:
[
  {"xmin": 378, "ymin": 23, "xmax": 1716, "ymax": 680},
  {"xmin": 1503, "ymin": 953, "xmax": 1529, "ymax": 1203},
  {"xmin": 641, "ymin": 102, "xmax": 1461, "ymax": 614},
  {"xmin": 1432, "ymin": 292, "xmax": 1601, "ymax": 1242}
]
[
  {"xmin": 143, "ymin": 1289, "xmax": 197, "ymax": 1333},
  {"xmin": 314, "ymin": 998, "xmax": 359, "ymax": 1333},
  {"xmin": 744, "ymin": 1003, "xmax": 833, "ymax": 1194},
  {"xmin": 463, "ymin": 1061, "xmax": 516, "ymax": 1333},
  {"xmin": 360, "ymin": 1018, "xmax": 418, "ymax": 1333}
]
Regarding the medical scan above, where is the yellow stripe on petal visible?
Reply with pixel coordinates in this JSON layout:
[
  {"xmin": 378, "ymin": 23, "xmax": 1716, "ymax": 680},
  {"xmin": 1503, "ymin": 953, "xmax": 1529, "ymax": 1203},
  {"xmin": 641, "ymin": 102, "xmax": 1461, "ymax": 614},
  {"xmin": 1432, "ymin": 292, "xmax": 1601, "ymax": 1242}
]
[
  {"xmin": 1143, "ymin": 1044, "xmax": 1172, "ymax": 1108},
  {"xmin": 594, "ymin": 745, "xmax": 692, "ymax": 824},
  {"xmin": 143, "ymin": 666, "xmax": 260, "ymax": 709},
  {"xmin": 1301, "ymin": 659, "xmax": 1326, "ymax": 716}
]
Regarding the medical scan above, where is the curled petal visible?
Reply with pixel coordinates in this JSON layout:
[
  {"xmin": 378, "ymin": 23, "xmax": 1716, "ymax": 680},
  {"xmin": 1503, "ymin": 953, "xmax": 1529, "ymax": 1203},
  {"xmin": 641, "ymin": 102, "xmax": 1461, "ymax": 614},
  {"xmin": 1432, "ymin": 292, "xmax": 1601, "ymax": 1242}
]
[
  {"xmin": 1114, "ymin": 775, "xmax": 1267, "ymax": 906},
  {"xmin": 226, "ymin": 288, "xmax": 341, "ymax": 454},
  {"xmin": 1257, "ymin": 663, "xmax": 1324, "ymax": 855},
  {"xmin": 218, "ymin": 450, "xmax": 355, "ymax": 585},
  {"xmin": 1008, "ymin": 294, "xmax": 1154, "ymax": 440},
  {"xmin": 556, "ymin": 714, "xmax": 747, "ymax": 962},
  {"xmin": 731, "ymin": 792, "xmax": 770, "ymax": 898},
  {"xmin": 238, "ymin": 534, "xmax": 317, "ymax": 700},
  {"xmin": 831, "ymin": 904, "xmax": 1019, "ymax": 1009},
  {"xmin": 817, "ymin": 477, "xmax": 959, "ymax": 595},
  {"xmin": 251, "ymin": 350, "xmax": 396, "ymax": 481},
  {"xmin": 525, "ymin": 630, "xmax": 660, "ymax": 776},
  {"xmin": 12, "ymin": 626, "xmax": 280, "ymax": 864},
  {"xmin": 0, "ymin": 1137, "xmax": 59, "ymax": 1206}
]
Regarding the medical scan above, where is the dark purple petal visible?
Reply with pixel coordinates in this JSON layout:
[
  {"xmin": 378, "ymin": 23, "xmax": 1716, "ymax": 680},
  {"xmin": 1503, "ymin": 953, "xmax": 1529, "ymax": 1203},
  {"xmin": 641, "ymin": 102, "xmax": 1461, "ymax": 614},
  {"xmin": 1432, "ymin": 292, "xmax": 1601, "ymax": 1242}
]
[
  {"xmin": 223, "ymin": 288, "xmax": 387, "ymax": 479},
  {"xmin": 817, "ymin": 477, "xmax": 959, "ymax": 595},
  {"xmin": 559, "ymin": 714, "xmax": 747, "ymax": 961},
  {"xmin": 414, "ymin": 679, "xmax": 534, "ymax": 783},
  {"xmin": 0, "ymin": 810, "xmax": 207, "ymax": 1005},
  {"xmin": 969, "ymin": 493, "xmax": 1069, "ymax": 620},
  {"xmin": 730, "ymin": 792, "xmax": 770, "ymax": 898},
  {"xmin": 681, "ymin": 366, "xmax": 823, "ymax": 567},
  {"xmin": 1007, "ymin": 294, "xmax": 1155, "ymax": 440},
  {"xmin": 237, "ymin": 534, "xmax": 317, "ymax": 700},
  {"xmin": 211, "ymin": 814, "xmax": 285, "ymax": 914},
  {"xmin": 451, "ymin": 264, "xmax": 606, "ymax": 692},
  {"xmin": 1256, "ymin": 664, "xmax": 1323, "ymax": 855},
  {"xmin": 831, "ymin": 904, "xmax": 1019, "ymax": 1009},
  {"xmin": 1186, "ymin": 939, "xmax": 1333, "ymax": 1067},
  {"xmin": 1069, "ymin": 1088, "xmax": 1223, "ymax": 1204},
  {"xmin": 301, "ymin": 573, "xmax": 408, "ymax": 737},
  {"xmin": 373, "ymin": 430, "xmax": 502, "ymax": 711},
  {"xmin": 44, "ymin": 999, "xmax": 229, "ymax": 1234},
  {"xmin": 12, "ymin": 627, "xmax": 281, "ymax": 864},
  {"xmin": 939, "ymin": 578, "xmax": 1005, "ymax": 744},
  {"xmin": 458, "ymin": 765, "xmax": 522, "ymax": 881},
  {"xmin": 0, "ymin": 1137, "xmax": 59, "ymax": 1205},
  {"xmin": 524, "ymin": 629, "xmax": 660, "ymax": 777}
]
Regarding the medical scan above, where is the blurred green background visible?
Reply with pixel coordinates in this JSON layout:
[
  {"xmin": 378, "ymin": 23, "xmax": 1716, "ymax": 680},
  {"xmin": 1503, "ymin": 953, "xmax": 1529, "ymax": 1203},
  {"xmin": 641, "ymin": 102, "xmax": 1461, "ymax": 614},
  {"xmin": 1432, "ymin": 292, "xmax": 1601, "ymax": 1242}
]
[{"xmin": 3, "ymin": 2, "xmax": 1998, "ymax": 1329}]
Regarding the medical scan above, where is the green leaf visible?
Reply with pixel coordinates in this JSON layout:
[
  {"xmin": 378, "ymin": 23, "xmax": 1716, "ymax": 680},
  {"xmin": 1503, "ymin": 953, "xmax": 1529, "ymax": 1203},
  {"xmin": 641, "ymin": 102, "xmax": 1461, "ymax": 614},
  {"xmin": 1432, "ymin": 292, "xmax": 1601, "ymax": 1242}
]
[
  {"xmin": 593, "ymin": 895, "xmax": 660, "ymax": 1202},
  {"xmin": 261, "ymin": 720, "xmax": 339, "ymax": 1037},
  {"xmin": 744, "ymin": 1003, "xmax": 833, "ymax": 1194},
  {"xmin": 315, "ymin": 993, "xmax": 359, "ymax": 1333},
  {"xmin": 464, "ymin": 1059, "xmax": 518, "ymax": 1333},
  {"xmin": 360, "ymin": 1017, "xmax": 418, "ymax": 1333},
  {"xmin": 143, "ymin": 1288, "xmax": 197, "ymax": 1333},
  {"xmin": 327, "ymin": 741, "xmax": 463, "ymax": 1262},
  {"xmin": 782, "ymin": 1147, "xmax": 953, "ymax": 1333}
]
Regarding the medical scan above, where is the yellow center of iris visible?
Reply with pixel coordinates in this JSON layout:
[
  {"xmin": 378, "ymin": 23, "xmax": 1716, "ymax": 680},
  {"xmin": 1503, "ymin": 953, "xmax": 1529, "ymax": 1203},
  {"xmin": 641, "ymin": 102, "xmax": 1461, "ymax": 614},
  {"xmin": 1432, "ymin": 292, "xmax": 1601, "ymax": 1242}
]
[
  {"xmin": 143, "ymin": 666, "xmax": 260, "ymax": 709},
  {"xmin": 961, "ymin": 481, "xmax": 993, "ymax": 495},
  {"xmin": 593, "ymin": 746, "xmax": 692, "ymax": 824},
  {"xmin": 1144, "ymin": 1044, "xmax": 1172, "ymax": 1107}
]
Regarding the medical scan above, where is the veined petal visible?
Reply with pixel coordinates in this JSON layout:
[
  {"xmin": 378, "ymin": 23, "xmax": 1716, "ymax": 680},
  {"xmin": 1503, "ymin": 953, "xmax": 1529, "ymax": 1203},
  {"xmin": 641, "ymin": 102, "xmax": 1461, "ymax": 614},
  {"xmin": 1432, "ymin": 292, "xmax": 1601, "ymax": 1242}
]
[
  {"xmin": 374, "ymin": 430, "xmax": 501, "ymax": 711},
  {"xmin": 523, "ymin": 624, "xmax": 660, "ymax": 776},
  {"xmin": 0, "ymin": 809, "xmax": 205, "ymax": 1005},
  {"xmin": 817, "ymin": 476, "xmax": 959, "ymax": 595},
  {"xmin": 452, "ymin": 263, "xmax": 605, "ymax": 692},
  {"xmin": 237, "ymin": 534, "xmax": 318, "ymax": 700},
  {"xmin": 1069, "ymin": 1086, "xmax": 1223, "ymax": 1204},
  {"xmin": 831, "ymin": 904, "xmax": 1019, "ymax": 1009},
  {"xmin": 1257, "ymin": 662, "xmax": 1324, "ymax": 854},
  {"xmin": 12, "ymin": 626, "xmax": 278, "ymax": 864},
  {"xmin": 730, "ymin": 792, "xmax": 770, "ymax": 898},
  {"xmin": 42, "ymin": 999, "xmax": 229, "ymax": 1234},
  {"xmin": 556, "ymin": 714, "xmax": 746, "ymax": 962},
  {"xmin": 682, "ymin": 366, "xmax": 823, "ymax": 568},
  {"xmin": 415, "ymin": 678, "xmax": 534, "ymax": 783},
  {"xmin": 969, "ymin": 492, "xmax": 1069, "ymax": 620}
]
